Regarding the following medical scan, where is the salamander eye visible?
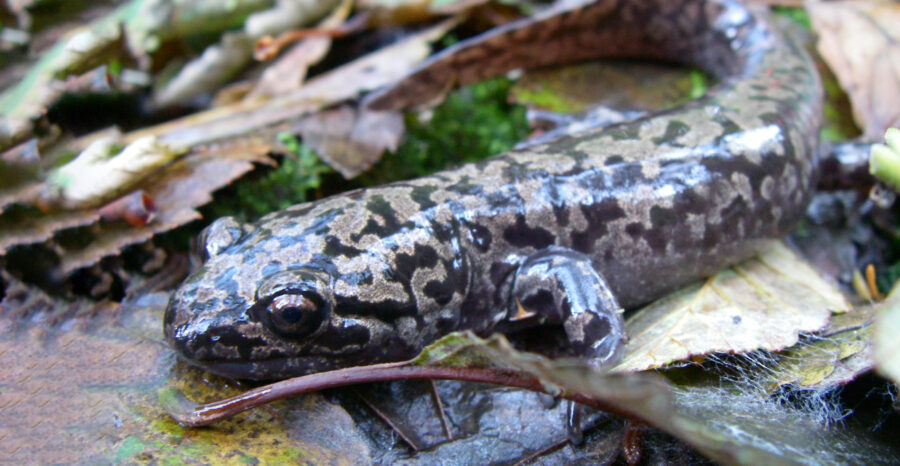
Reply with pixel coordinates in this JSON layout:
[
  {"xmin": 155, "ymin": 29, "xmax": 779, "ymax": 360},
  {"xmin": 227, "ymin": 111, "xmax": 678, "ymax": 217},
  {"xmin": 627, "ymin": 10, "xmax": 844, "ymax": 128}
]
[{"xmin": 264, "ymin": 292, "xmax": 329, "ymax": 338}]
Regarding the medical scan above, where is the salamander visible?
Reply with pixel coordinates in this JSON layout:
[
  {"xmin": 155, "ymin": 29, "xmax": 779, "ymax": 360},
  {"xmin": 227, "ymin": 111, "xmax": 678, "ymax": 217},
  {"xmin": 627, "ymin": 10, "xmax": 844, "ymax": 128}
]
[{"xmin": 164, "ymin": 0, "xmax": 822, "ymax": 380}]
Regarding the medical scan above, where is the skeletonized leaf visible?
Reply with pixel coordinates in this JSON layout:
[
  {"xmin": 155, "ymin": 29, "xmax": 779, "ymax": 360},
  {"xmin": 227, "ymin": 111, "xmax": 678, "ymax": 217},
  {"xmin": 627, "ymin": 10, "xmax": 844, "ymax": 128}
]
[
  {"xmin": 763, "ymin": 308, "xmax": 874, "ymax": 391},
  {"xmin": 616, "ymin": 241, "xmax": 851, "ymax": 372},
  {"xmin": 807, "ymin": 1, "xmax": 900, "ymax": 139}
]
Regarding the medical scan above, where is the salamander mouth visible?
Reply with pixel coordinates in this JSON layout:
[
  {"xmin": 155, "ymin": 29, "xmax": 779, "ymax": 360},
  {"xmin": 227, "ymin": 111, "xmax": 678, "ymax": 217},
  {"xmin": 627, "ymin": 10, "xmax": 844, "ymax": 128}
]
[{"xmin": 179, "ymin": 354, "xmax": 349, "ymax": 381}]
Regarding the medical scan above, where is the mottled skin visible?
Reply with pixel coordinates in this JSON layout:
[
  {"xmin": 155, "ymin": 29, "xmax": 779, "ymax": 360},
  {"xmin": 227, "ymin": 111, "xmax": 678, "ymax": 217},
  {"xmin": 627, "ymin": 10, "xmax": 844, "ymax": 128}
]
[{"xmin": 165, "ymin": 0, "xmax": 822, "ymax": 380}]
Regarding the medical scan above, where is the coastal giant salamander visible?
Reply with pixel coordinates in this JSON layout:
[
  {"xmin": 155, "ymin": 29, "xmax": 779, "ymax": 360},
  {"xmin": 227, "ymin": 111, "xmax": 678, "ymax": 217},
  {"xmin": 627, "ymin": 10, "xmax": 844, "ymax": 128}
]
[{"xmin": 165, "ymin": 0, "xmax": 823, "ymax": 380}]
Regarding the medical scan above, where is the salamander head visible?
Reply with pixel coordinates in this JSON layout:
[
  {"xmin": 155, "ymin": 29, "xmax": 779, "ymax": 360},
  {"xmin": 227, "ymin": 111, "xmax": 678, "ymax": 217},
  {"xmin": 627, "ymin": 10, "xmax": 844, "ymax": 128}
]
[{"xmin": 164, "ymin": 200, "xmax": 419, "ymax": 380}]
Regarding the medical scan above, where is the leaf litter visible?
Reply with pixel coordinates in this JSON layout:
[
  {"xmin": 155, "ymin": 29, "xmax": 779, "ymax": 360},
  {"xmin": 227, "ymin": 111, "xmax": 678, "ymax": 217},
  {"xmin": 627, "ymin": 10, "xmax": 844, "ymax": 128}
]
[
  {"xmin": 0, "ymin": 14, "xmax": 458, "ymax": 275},
  {"xmin": 807, "ymin": 0, "xmax": 900, "ymax": 140}
]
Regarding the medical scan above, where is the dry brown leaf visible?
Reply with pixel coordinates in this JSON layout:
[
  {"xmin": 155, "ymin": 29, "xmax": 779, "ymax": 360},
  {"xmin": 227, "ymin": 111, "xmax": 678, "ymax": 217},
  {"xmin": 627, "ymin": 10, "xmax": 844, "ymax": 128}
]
[
  {"xmin": 0, "ymin": 181, "xmax": 40, "ymax": 215},
  {"xmin": 295, "ymin": 105, "xmax": 404, "ymax": 178},
  {"xmin": 40, "ymin": 135, "xmax": 187, "ymax": 210},
  {"xmin": 746, "ymin": 0, "xmax": 803, "ymax": 6},
  {"xmin": 128, "ymin": 17, "xmax": 458, "ymax": 151},
  {"xmin": 150, "ymin": 32, "xmax": 257, "ymax": 109},
  {"xmin": 149, "ymin": 0, "xmax": 343, "ymax": 109},
  {"xmin": 358, "ymin": 0, "xmax": 489, "ymax": 26},
  {"xmin": 97, "ymin": 190, "xmax": 156, "ymax": 226},
  {"xmin": 245, "ymin": 0, "xmax": 353, "ymax": 99},
  {"xmin": 1, "ymin": 17, "xmax": 454, "ymax": 273},
  {"xmin": 808, "ymin": 0, "xmax": 900, "ymax": 139},
  {"xmin": 55, "ymin": 144, "xmax": 272, "ymax": 274},
  {"xmin": 0, "ymin": 208, "xmax": 99, "ymax": 254},
  {"xmin": 615, "ymin": 241, "xmax": 851, "ymax": 372},
  {"xmin": 0, "ymin": 138, "xmax": 270, "ymax": 270},
  {"xmin": 247, "ymin": 36, "xmax": 332, "ymax": 98}
]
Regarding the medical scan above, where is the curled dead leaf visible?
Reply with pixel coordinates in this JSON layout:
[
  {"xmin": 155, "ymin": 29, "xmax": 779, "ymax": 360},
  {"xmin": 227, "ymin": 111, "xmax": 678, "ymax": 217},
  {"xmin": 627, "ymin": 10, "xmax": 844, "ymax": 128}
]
[
  {"xmin": 295, "ymin": 105, "xmax": 404, "ymax": 178},
  {"xmin": 808, "ymin": 1, "xmax": 900, "ymax": 139},
  {"xmin": 615, "ymin": 241, "xmax": 851, "ymax": 372},
  {"xmin": 97, "ymin": 190, "xmax": 156, "ymax": 227}
]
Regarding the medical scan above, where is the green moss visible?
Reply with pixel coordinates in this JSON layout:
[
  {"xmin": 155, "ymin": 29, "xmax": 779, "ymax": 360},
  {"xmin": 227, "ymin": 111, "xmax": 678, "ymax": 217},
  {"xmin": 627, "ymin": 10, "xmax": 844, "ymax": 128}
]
[
  {"xmin": 359, "ymin": 77, "xmax": 530, "ymax": 185},
  {"xmin": 879, "ymin": 262, "xmax": 900, "ymax": 296},
  {"xmin": 821, "ymin": 74, "xmax": 861, "ymax": 141},
  {"xmin": 202, "ymin": 136, "xmax": 333, "ymax": 222},
  {"xmin": 688, "ymin": 69, "xmax": 708, "ymax": 100},
  {"xmin": 773, "ymin": 7, "xmax": 812, "ymax": 29},
  {"xmin": 114, "ymin": 436, "xmax": 147, "ymax": 464},
  {"xmin": 513, "ymin": 87, "xmax": 578, "ymax": 114}
]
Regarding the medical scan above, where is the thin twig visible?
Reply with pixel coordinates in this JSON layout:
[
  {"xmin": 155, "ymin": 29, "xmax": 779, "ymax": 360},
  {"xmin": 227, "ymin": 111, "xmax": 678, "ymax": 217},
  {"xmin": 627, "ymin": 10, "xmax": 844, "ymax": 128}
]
[
  {"xmin": 352, "ymin": 387, "xmax": 425, "ymax": 451},
  {"xmin": 428, "ymin": 379, "xmax": 454, "ymax": 441},
  {"xmin": 164, "ymin": 363, "xmax": 645, "ymax": 427}
]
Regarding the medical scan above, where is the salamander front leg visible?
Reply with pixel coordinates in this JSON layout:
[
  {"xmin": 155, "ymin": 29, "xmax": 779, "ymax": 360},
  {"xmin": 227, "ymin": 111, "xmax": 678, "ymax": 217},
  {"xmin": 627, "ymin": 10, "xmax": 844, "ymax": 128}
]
[{"xmin": 509, "ymin": 246, "xmax": 627, "ymax": 367}]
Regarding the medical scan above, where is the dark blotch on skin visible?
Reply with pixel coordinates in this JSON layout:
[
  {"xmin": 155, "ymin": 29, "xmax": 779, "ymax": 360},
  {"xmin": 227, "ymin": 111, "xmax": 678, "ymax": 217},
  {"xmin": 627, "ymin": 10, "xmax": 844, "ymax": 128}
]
[
  {"xmin": 609, "ymin": 163, "xmax": 646, "ymax": 187},
  {"xmin": 652, "ymin": 120, "xmax": 690, "ymax": 145},
  {"xmin": 337, "ymin": 295, "xmax": 417, "ymax": 320},
  {"xmin": 315, "ymin": 324, "xmax": 371, "ymax": 352},
  {"xmin": 625, "ymin": 222, "xmax": 645, "ymax": 239},
  {"xmin": 436, "ymin": 315, "xmax": 457, "ymax": 333},
  {"xmin": 343, "ymin": 270, "xmax": 374, "ymax": 286},
  {"xmin": 503, "ymin": 215, "xmax": 555, "ymax": 249},
  {"xmin": 467, "ymin": 222, "xmax": 493, "ymax": 252},
  {"xmin": 394, "ymin": 245, "xmax": 440, "ymax": 280},
  {"xmin": 360, "ymin": 196, "xmax": 404, "ymax": 237},
  {"xmin": 604, "ymin": 155, "xmax": 625, "ymax": 166},
  {"xmin": 424, "ymin": 279, "xmax": 455, "ymax": 306},
  {"xmin": 646, "ymin": 205, "xmax": 678, "ymax": 252},
  {"xmin": 410, "ymin": 184, "xmax": 439, "ymax": 210},
  {"xmin": 553, "ymin": 204, "xmax": 570, "ymax": 226},
  {"xmin": 324, "ymin": 235, "xmax": 364, "ymax": 258},
  {"xmin": 210, "ymin": 326, "xmax": 274, "ymax": 362},
  {"xmin": 571, "ymin": 200, "xmax": 626, "ymax": 253},
  {"xmin": 713, "ymin": 115, "xmax": 741, "ymax": 134}
]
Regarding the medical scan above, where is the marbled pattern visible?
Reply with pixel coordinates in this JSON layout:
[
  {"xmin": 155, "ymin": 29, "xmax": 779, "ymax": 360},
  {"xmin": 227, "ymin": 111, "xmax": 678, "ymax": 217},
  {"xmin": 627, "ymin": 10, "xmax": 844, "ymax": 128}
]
[{"xmin": 165, "ymin": 0, "xmax": 822, "ymax": 380}]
